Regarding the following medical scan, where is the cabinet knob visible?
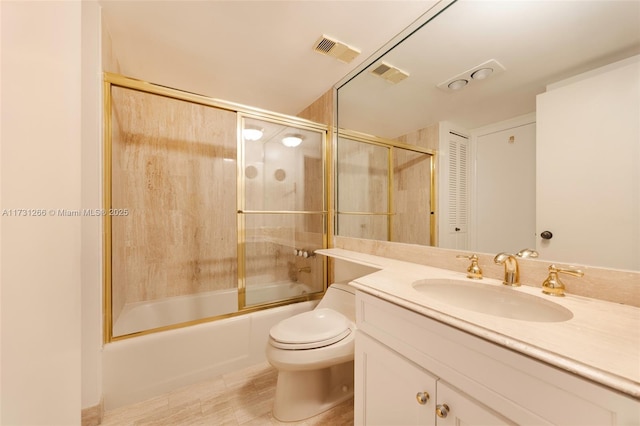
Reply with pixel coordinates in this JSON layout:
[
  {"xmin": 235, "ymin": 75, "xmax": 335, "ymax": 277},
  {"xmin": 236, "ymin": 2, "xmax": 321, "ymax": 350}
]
[
  {"xmin": 436, "ymin": 403, "xmax": 450, "ymax": 418},
  {"xmin": 415, "ymin": 391, "xmax": 430, "ymax": 405}
]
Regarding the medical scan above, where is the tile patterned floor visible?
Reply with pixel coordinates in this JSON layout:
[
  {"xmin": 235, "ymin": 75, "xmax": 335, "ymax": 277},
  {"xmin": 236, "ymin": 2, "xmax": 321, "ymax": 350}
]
[{"xmin": 100, "ymin": 362, "xmax": 354, "ymax": 425}]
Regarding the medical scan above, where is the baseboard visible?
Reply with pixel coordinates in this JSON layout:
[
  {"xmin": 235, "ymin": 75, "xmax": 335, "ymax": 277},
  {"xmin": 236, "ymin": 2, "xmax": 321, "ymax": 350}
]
[{"xmin": 81, "ymin": 399, "xmax": 103, "ymax": 426}]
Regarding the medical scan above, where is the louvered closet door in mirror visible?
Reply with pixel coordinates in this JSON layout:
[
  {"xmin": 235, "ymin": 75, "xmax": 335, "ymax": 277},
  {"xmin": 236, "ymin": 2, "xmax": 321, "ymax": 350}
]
[{"xmin": 441, "ymin": 132, "xmax": 469, "ymax": 250}]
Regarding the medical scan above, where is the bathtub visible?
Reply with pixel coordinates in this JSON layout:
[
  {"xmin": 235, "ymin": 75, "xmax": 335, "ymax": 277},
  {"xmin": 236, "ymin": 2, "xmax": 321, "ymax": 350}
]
[
  {"xmin": 246, "ymin": 280, "xmax": 314, "ymax": 305},
  {"xmin": 113, "ymin": 281, "xmax": 317, "ymax": 337},
  {"xmin": 103, "ymin": 299, "xmax": 318, "ymax": 410},
  {"xmin": 113, "ymin": 288, "xmax": 239, "ymax": 337}
]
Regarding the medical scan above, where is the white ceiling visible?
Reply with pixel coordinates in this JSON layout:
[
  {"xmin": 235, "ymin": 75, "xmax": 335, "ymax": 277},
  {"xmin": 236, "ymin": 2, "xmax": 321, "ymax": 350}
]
[
  {"xmin": 100, "ymin": 0, "xmax": 439, "ymax": 116},
  {"xmin": 100, "ymin": 0, "xmax": 640, "ymax": 136}
]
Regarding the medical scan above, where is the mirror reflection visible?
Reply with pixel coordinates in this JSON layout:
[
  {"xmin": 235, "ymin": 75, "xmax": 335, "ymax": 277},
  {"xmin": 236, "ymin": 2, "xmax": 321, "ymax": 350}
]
[
  {"xmin": 337, "ymin": 0, "xmax": 640, "ymax": 271},
  {"xmin": 336, "ymin": 135, "xmax": 435, "ymax": 245}
]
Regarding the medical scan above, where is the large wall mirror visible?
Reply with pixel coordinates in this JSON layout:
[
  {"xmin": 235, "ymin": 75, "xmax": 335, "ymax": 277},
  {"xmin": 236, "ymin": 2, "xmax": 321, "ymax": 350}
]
[{"xmin": 336, "ymin": 0, "xmax": 640, "ymax": 271}]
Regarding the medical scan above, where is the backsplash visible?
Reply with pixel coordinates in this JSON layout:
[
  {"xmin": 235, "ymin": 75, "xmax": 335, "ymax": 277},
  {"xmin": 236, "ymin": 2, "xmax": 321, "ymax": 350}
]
[{"xmin": 333, "ymin": 236, "xmax": 640, "ymax": 307}]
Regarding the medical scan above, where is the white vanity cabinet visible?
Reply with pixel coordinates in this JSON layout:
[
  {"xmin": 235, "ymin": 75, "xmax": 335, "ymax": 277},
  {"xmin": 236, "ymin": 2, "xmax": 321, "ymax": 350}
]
[
  {"xmin": 434, "ymin": 380, "xmax": 511, "ymax": 425},
  {"xmin": 354, "ymin": 290, "xmax": 639, "ymax": 425},
  {"xmin": 357, "ymin": 331, "xmax": 510, "ymax": 425},
  {"xmin": 356, "ymin": 331, "xmax": 437, "ymax": 425}
]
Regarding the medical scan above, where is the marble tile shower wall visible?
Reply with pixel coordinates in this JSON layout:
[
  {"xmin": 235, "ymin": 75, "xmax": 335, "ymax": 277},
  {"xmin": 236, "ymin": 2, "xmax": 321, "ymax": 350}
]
[
  {"xmin": 245, "ymin": 240, "xmax": 297, "ymax": 284},
  {"xmin": 110, "ymin": 86, "xmax": 239, "ymax": 319}
]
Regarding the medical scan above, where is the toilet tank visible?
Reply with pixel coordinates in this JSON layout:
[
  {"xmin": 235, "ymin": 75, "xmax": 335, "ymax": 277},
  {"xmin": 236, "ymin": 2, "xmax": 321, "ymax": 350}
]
[{"xmin": 315, "ymin": 283, "xmax": 356, "ymax": 322}]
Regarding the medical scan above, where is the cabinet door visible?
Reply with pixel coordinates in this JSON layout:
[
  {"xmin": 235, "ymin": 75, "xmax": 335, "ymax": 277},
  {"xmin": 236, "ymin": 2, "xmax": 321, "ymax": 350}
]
[
  {"xmin": 435, "ymin": 381, "xmax": 514, "ymax": 426},
  {"xmin": 355, "ymin": 332, "xmax": 437, "ymax": 426}
]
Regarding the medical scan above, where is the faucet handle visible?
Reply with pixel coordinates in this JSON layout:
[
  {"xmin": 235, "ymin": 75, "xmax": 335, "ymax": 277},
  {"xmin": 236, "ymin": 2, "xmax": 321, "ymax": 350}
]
[
  {"xmin": 456, "ymin": 254, "xmax": 483, "ymax": 280},
  {"xmin": 516, "ymin": 248, "xmax": 539, "ymax": 259},
  {"xmin": 542, "ymin": 264, "xmax": 584, "ymax": 297}
]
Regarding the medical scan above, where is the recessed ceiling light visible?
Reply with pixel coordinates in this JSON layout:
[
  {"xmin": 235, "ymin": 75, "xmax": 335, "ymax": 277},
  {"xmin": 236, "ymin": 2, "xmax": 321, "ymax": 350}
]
[
  {"xmin": 471, "ymin": 67, "xmax": 494, "ymax": 80},
  {"xmin": 448, "ymin": 79, "xmax": 469, "ymax": 90},
  {"xmin": 243, "ymin": 127, "xmax": 263, "ymax": 141},
  {"xmin": 282, "ymin": 135, "xmax": 303, "ymax": 147},
  {"xmin": 437, "ymin": 59, "xmax": 505, "ymax": 92}
]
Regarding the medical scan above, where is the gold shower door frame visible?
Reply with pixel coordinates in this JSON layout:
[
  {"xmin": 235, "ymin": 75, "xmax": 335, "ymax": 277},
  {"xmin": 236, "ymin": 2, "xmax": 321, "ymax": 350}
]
[
  {"xmin": 103, "ymin": 73, "xmax": 329, "ymax": 342},
  {"xmin": 236, "ymin": 113, "xmax": 329, "ymax": 311},
  {"xmin": 335, "ymin": 129, "xmax": 437, "ymax": 246}
]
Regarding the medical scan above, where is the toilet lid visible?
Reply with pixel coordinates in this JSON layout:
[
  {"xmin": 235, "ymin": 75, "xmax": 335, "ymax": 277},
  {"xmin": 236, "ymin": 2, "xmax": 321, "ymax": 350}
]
[{"xmin": 270, "ymin": 308, "xmax": 352, "ymax": 349}]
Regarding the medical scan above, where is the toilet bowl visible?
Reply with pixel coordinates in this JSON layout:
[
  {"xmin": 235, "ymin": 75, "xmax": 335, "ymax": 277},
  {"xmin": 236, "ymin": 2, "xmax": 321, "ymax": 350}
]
[{"xmin": 266, "ymin": 283, "xmax": 356, "ymax": 422}]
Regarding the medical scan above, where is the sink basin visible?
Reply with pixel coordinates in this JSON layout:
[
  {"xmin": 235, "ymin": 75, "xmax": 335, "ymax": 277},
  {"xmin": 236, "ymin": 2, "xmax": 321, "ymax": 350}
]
[{"xmin": 412, "ymin": 279, "xmax": 573, "ymax": 322}]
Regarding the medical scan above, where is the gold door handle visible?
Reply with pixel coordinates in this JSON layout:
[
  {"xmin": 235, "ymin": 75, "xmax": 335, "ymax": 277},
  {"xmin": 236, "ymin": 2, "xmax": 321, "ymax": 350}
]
[
  {"xmin": 436, "ymin": 403, "xmax": 450, "ymax": 418},
  {"xmin": 416, "ymin": 391, "xmax": 430, "ymax": 405}
]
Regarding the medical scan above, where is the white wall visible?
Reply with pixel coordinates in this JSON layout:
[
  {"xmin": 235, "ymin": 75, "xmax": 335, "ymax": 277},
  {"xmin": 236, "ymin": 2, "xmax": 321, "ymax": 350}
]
[
  {"xmin": 0, "ymin": 2, "xmax": 85, "ymax": 424},
  {"xmin": 81, "ymin": 0, "xmax": 104, "ymax": 411},
  {"xmin": 536, "ymin": 56, "xmax": 640, "ymax": 270}
]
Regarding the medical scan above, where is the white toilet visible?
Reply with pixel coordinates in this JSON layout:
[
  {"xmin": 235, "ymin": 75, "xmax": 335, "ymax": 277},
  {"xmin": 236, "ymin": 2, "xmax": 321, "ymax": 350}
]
[{"xmin": 266, "ymin": 283, "xmax": 356, "ymax": 422}]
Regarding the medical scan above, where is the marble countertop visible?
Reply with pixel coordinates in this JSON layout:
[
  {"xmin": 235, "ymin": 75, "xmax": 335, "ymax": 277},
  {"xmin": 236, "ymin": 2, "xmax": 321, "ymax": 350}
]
[{"xmin": 317, "ymin": 248, "xmax": 640, "ymax": 398}]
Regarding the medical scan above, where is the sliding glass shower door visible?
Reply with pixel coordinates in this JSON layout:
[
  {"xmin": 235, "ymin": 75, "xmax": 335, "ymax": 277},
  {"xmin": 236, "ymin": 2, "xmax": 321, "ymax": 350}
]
[{"xmin": 239, "ymin": 115, "xmax": 327, "ymax": 308}]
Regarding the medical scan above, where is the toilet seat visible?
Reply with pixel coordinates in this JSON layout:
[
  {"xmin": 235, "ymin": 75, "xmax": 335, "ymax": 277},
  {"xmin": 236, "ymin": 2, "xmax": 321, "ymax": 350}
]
[{"xmin": 270, "ymin": 308, "xmax": 352, "ymax": 350}]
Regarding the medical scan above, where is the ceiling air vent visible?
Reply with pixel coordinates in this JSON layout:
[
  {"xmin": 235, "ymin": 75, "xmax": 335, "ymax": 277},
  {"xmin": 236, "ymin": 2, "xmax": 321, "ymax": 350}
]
[
  {"xmin": 372, "ymin": 63, "xmax": 392, "ymax": 76},
  {"xmin": 313, "ymin": 35, "xmax": 360, "ymax": 64},
  {"xmin": 370, "ymin": 62, "xmax": 409, "ymax": 84}
]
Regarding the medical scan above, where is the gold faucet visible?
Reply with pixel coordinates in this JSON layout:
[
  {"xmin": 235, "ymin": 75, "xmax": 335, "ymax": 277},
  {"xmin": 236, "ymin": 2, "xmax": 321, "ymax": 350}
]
[
  {"xmin": 456, "ymin": 254, "xmax": 483, "ymax": 279},
  {"xmin": 493, "ymin": 253, "xmax": 520, "ymax": 286},
  {"xmin": 494, "ymin": 248, "xmax": 538, "ymax": 287},
  {"xmin": 542, "ymin": 264, "xmax": 584, "ymax": 297}
]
